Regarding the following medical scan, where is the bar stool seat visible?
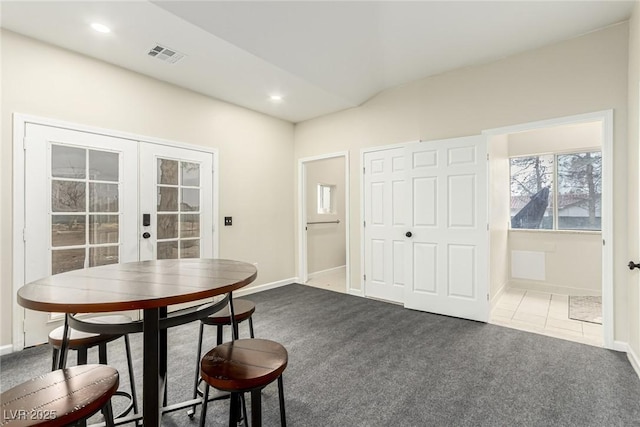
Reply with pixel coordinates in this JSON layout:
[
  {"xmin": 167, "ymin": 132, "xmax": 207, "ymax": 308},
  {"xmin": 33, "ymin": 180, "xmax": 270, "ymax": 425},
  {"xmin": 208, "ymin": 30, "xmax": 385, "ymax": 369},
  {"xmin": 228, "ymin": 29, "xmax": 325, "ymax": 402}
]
[
  {"xmin": 48, "ymin": 315, "xmax": 138, "ymax": 421},
  {"xmin": 0, "ymin": 364, "xmax": 119, "ymax": 427},
  {"xmin": 199, "ymin": 339, "xmax": 288, "ymax": 427}
]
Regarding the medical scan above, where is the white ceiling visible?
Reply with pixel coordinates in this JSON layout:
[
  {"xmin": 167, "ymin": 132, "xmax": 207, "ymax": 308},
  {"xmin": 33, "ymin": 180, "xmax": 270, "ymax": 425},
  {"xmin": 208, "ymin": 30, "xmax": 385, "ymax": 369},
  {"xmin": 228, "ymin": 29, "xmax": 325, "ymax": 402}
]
[{"xmin": 1, "ymin": 1, "xmax": 635, "ymax": 123}]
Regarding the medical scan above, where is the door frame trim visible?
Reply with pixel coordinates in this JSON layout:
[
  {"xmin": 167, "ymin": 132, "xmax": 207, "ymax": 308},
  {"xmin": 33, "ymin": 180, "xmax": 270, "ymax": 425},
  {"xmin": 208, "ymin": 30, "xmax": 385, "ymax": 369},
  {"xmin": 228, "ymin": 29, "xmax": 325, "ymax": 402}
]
[
  {"xmin": 483, "ymin": 109, "xmax": 614, "ymax": 349},
  {"xmin": 12, "ymin": 113, "xmax": 219, "ymax": 352},
  {"xmin": 297, "ymin": 151, "xmax": 351, "ymax": 293}
]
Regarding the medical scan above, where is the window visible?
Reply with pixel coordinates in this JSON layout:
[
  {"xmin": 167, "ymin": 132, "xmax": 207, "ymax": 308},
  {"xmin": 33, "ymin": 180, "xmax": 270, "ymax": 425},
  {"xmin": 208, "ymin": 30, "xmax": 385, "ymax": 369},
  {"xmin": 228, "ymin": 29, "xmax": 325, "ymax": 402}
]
[
  {"xmin": 317, "ymin": 184, "xmax": 336, "ymax": 214},
  {"xmin": 510, "ymin": 151, "xmax": 601, "ymax": 231}
]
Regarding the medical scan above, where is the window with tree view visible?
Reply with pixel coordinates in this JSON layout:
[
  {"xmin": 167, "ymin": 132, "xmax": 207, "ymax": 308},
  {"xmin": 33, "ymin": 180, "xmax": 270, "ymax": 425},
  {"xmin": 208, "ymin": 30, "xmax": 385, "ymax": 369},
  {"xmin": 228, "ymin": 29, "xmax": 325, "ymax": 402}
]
[{"xmin": 510, "ymin": 151, "xmax": 601, "ymax": 231}]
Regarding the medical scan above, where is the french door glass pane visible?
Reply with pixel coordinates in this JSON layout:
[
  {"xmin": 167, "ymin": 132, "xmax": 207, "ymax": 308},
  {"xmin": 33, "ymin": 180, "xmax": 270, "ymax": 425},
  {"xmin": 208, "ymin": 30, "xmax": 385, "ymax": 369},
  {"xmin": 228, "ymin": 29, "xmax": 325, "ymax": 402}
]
[
  {"xmin": 52, "ymin": 145, "xmax": 86, "ymax": 179},
  {"xmin": 181, "ymin": 188, "xmax": 199, "ymax": 211},
  {"xmin": 52, "ymin": 180, "xmax": 86, "ymax": 212},
  {"xmin": 180, "ymin": 214, "xmax": 200, "ymax": 238},
  {"xmin": 158, "ymin": 214, "xmax": 178, "ymax": 239},
  {"xmin": 157, "ymin": 241, "xmax": 179, "ymax": 259},
  {"xmin": 89, "ymin": 150, "xmax": 119, "ymax": 181},
  {"xmin": 89, "ymin": 183, "xmax": 118, "ymax": 212},
  {"xmin": 51, "ymin": 215, "xmax": 85, "ymax": 247},
  {"xmin": 181, "ymin": 162, "xmax": 200, "ymax": 186},
  {"xmin": 158, "ymin": 187, "xmax": 178, "ymax": 211},
  {"xmin": 52, "ymin": 248, "xmax": 85, "ymax": 275},
  {"xmin": 89, "ymin": 215, "xmax": 119, "ymax": 244},
  {"xmin": 180, "ymin": 240, "xmax": 200, "ymax": 258},
  {"xmin": 89, "ymin": 246, "xmax": 119, "ymax": 267},
  {"xmin": 158, "ymin": 159, "xmax": 179, "ymax": 185}
]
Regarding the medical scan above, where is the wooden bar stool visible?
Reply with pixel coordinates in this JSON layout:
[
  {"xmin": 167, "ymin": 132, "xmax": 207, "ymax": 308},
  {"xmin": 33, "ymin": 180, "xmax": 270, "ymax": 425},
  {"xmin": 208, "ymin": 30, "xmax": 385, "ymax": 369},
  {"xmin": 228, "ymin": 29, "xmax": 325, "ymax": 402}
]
[
  {"xmin": 48, "ymin": 315, "xmax": 138, "ymax": 420},
  {"xmin": 188, "ymin": 299, "xmax": 256, "ymax": 418},
  {"xmin": 199, "ymin": 339, "xmax": 288, "ymax": 427},
  {"xmin": 0, "ymin": 364, "xmax": 119, "ymax": 427}
]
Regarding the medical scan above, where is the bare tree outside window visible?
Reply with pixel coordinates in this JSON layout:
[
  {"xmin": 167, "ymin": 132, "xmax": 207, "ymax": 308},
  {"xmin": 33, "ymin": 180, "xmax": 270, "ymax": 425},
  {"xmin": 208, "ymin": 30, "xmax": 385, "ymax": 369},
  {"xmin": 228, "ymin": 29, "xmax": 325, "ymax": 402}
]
[{"xmin": 510, "ymin": 151, "xmax": 601, "ymax": 231}]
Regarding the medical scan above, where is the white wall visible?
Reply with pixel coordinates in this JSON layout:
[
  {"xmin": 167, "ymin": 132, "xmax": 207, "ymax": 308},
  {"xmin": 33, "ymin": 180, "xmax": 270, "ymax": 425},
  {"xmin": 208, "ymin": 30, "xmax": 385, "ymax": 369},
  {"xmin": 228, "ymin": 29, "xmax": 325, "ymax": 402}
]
[
  {"xmin": 294, "ymin": 23, "xmax": 629, "ymax": 341},
  {"xmin": 305, "ymin": 157, "xmax": 346, "ymax": 274},
  {"xmin": 508, "ymin": 121, "xmax": 603, "ymax": 156},
  {"xmin": 627, "ymin": 1, "xmax": 640, "ymax": 357},
  {"xmin": 488, "ymin": 135, "xmax": 510, "ymax": 303},
  {"xmin": 0, "ymin": 30, "xmax": 296, "ymax": 347}
]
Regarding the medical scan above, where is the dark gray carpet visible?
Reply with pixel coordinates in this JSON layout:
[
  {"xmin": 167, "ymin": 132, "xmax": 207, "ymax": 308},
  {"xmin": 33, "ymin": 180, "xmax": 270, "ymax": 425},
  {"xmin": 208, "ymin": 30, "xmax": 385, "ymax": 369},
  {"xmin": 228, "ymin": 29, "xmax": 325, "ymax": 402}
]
[{"xmin": 2, "ymin": 284, "xmax": 640, "ymax": 426}]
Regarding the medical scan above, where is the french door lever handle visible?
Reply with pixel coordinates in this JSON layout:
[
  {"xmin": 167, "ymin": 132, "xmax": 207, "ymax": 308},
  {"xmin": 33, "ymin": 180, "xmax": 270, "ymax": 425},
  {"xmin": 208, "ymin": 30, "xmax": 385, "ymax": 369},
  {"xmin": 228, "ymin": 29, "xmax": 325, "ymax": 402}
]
[
  {"xmin": 629, "ymin": 261, "xmax": 640, "ymax": 270},
  {"xmin": 142, "ymin": 232, "xmax": 151, "ymax": 239},
  {"xmin": 406, "ymin": 231, "xmax": 412, "ymax": 238}
]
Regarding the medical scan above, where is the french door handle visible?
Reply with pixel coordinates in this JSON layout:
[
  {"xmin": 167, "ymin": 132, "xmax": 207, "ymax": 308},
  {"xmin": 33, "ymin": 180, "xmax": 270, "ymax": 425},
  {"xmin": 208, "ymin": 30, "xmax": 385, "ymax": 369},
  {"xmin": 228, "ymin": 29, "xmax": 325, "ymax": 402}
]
[
  {"xmin": 406, "ymin": 231, "xmax": 413, "ymax": 238},
  {"xmin": 629, "ymin": 261, "xmax": 640, "ymax": 270},
  {"xmin": 142, "ymin": 232, "xmax": 151, "ymax": 239}
]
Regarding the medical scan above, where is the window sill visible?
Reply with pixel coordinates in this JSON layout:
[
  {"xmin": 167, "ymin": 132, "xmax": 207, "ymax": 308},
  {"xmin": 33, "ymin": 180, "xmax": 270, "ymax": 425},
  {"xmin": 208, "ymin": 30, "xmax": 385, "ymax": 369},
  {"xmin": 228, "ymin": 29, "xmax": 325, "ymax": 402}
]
[{"xmin": 508, "ymin": 229, "xmax": 601, "ymax": 235}]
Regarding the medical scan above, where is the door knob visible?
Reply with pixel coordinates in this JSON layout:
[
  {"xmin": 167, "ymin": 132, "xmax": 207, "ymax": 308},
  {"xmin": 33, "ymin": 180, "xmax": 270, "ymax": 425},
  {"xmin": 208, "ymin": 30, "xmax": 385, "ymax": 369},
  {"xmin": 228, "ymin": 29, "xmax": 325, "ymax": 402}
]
[
  {"xmin": 142, "ymin": 232, "xmax": 151, "ymax": 239},
  {"xmin": 629, "ymin": 261, "xmax": 640, "ymax": 270},
  {"xmin": 406, "ymin": 231, "xmax": 412, "ymax": 238}
]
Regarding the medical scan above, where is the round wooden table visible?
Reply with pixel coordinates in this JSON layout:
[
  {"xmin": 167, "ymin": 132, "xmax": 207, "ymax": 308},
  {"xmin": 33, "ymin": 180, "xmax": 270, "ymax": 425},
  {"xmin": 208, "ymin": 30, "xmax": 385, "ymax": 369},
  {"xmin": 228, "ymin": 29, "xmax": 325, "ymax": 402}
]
[{"xmin": 17, "ymin": 258, "xmax": 258, "ymax": 427}]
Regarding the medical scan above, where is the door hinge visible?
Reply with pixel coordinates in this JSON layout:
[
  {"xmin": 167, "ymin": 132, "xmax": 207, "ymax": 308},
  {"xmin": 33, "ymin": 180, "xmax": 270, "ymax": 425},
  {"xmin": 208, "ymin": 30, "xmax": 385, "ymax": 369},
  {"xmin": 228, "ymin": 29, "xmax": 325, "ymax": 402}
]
[
  {"xmin": 487, "ymin": 293, "xmax": 490, "ymax": 301},
  {"xmin": 487, "ymin": 223, "xmax": 489, "ymax": 231},
  {"xmin": 363, "ymin": 220, "xmax": 366, "ymax": 228},
  {"xmin": 363, "ymin": 274, "xmax": 366, "ymax": 281},
  {"xmin": 23, "ymin": 137, "xmax": 32, "ymax": 151},
  {"xmin": 603, "ymin": 239, "xmax": 605, "ymax": 246},
  {"xmin": 486, "ymin": 153, "xmax": 489, "ymax": 161},
  {"xmin": 22, "ymin": 228, "xmax": 26, "ymax": 242},
  {"xmin": 363, "ymin": 166, "xmax": 365, "ymax": 174}
]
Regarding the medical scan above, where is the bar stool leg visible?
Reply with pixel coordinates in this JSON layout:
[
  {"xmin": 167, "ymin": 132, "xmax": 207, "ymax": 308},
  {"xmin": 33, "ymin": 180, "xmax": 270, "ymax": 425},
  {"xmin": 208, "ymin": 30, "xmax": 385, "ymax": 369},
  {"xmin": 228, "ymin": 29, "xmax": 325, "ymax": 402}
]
[
  {"xmin": 278, "ymin": 376, "xmax": 287, "ymax": 427},
  {"xmin": 188, "ymin": 322, "xmax": 205, "ymax": 418},
  {"xmin": 228, "ymin": 393, "xmax": 240, "ymax": 427},
  {"xmin": 250, "ymin": 389, "xmax": 262, "ymax": 427},
  {"xmin": 199, "ymin": 384, "xmax": 210, "ymax": 427},
  {"xmin": 124, "ymin": 334, "xmax": 139, "ymax": 419},
  {"xmin": 102, "ymin": 400, "xmax": 115, "ymax": 427},
  {"xmin": 249, "ymin": 317, "xmax": 255, "ymax": 339},
  {"xmin": 51, "ymin": 349, "xmax": 59, "ymax": 371}
]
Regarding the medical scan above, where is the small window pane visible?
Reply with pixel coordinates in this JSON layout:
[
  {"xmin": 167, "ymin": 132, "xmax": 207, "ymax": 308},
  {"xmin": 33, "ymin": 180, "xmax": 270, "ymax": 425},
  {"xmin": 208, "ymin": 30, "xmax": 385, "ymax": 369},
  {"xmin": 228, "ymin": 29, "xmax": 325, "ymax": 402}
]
[
  {"xmin": 89, "ymin": 215, "xmax": 119, "ymax": 244},
  {"xmin": 158, "ymin": 214, "xmax": 178, "ymax": 239},
  {"xmin": 52, "ymin": 145, "xmax": 86, "ymax": 179},
  {"xmin": 557, "ymin": 152, "xmax": 601, "ymax": 230},
  {"xmin": 158, "ymin": 159, "xmax": 179, "ymax": 185},
  {"xmin": 181, "ymin": 188, "xmax": 200, "ymax": 211},
  {"xmin": 89, "ymin": 183, "xmax": 118, "ymax": 212},
  {"xmin": 181, "ymin": 162, "xmax": 200, "ymax": 186},
  {"xmin": 52, "ymin": 180, "xmax": 86, "ymax": 212},
  {"xmin": 52, "ymin": 215, "xmax": 86, "ymax": 247},
  {"xmin": 52, "ymin": 248, "xmax": 85, "ymax": 275},
  {"xmin": 158, "ymin": 187, "xmax": 179, "ymax": 212},
  {"xmin": 317, "ymin": 184, "xmax": 336, "ymax": 214},
  {"xmin": 89, "ymin": 246, "xmax": 119, "ymax": 267},
  {"xmin": 180, "ymin": 240, "xmax": 200, "ymax": 258},
  {"xmin": 157, "ymin": 241, "xmax": 178, "ymax": 259},
  {"xmin": 510, "ymin": 155, "xmax": 553, "ymax": 229},
  {"xmin": 89, "ymin": 150, "xmax": 119, "ymax": 182},
  {"xmin": 181, "ymin": 214, "xmax": 200, "ymax": 238}
]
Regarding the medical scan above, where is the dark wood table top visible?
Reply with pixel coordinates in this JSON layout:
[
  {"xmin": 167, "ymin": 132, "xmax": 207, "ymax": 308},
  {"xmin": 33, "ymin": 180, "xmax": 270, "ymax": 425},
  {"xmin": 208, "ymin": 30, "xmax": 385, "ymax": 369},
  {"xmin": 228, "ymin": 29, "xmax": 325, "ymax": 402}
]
[{"xmin": 18, "ymin": 259, "xmax": 258, "ymax": 313}]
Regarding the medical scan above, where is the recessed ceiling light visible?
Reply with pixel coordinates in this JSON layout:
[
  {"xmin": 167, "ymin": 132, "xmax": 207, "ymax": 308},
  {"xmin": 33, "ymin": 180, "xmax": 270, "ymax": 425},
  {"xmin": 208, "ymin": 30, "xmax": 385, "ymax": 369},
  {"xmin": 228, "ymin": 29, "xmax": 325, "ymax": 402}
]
[
  {"xmin": 91, "ymin": 23, "xmax": 111, "ymax": 34},
  {"xmin": 270, "ymin": 95, "xmax": 283, "ymax": 102}
]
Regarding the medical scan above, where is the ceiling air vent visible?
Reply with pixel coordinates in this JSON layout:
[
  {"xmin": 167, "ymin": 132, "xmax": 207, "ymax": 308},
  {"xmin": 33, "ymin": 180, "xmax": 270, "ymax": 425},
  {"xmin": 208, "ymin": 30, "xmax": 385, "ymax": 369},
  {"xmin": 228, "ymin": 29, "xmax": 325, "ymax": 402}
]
[{"xmin": 147, "ymin": 44, "xmax": 185, "ymax": 64}]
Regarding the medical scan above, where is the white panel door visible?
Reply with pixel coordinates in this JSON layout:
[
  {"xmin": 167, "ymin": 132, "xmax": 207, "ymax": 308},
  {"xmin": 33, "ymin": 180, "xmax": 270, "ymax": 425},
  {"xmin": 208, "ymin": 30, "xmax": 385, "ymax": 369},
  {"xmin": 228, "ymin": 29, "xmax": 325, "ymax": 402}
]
[
  {"xmin": 363, "ymin": 147, "xmax": 406, "ymax": 303},
  {"xmin": 404, "ymin": 136, "xmax": 489, "ymax": 322},
  {"xmin": 23, "ymin": 124, "xmax": 139, "ymax": 346}
]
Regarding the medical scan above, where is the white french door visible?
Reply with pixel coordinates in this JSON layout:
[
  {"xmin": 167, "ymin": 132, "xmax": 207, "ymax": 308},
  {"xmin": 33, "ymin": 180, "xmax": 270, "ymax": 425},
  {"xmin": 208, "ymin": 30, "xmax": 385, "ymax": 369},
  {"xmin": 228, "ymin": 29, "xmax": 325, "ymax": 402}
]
[
  {"xmin": 22, "ymin": 123, "xmax": 215, "ymax": 346},
  {"xmin": 363, "ymin": 135, "xmax": 489, "ymax": 322}
]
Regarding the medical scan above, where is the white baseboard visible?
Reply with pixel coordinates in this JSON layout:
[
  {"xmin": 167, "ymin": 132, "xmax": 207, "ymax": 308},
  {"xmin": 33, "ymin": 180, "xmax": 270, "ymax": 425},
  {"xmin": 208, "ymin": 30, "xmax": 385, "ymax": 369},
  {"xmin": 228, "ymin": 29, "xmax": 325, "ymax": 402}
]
[
  {"xmin": 234, "ymin": 277, "xmax": 297, "ymax": 297},
  {"xmin": 509, "ymin": 280, "xmax": 601, "ymax": 296},
  {"xmin": 0, "ymin": 344, "xmax": 13, "ymax": 356},
  {"xmin": 348, "ymin": 287, "xmax": 364, "ymax": 297},
  {"xmin": 308, "ymin": 265, "xmax": 346, "ymax": 279},
  {"xmin": 490, "ymin": 282, "xmax": 508, "ymax": 309},
  {"xmin": 626, "ymin": 343, "xmax": 640, "ymax": 379},
  {"xmin": 613, "ymin": 340, "xmax": 629, "ymax": 352}
]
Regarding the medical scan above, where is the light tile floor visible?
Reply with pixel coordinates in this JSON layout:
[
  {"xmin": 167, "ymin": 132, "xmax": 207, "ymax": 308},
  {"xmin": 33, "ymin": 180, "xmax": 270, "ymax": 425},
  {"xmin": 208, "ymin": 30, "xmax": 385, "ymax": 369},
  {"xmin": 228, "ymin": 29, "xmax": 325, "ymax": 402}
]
[
  {"xmin": 490, "ymin": 288, "xmax": 603, "ymax": 347},
  {"xmin": 305, "ymin": 267, "xmax": 346, "ymax": 294}
]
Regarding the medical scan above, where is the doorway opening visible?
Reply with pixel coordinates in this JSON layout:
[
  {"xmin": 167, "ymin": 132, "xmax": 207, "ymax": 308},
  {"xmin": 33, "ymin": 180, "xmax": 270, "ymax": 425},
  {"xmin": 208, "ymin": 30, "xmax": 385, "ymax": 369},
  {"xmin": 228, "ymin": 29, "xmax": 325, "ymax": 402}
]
[
  {"xmin": 298, "ymin": 152, "xmax": 350, "ymax": 294},
  {"xmin": 484, "ymin": 110, "xmax": 613, "ymax": 349}
]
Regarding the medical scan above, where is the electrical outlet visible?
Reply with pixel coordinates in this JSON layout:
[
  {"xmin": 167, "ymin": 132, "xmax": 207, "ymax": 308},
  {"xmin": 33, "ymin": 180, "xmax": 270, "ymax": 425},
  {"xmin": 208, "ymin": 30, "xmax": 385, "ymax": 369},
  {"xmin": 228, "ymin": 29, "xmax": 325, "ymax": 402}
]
[{"xmin": 224, "ymin": 216, "xmax": 232, "ymax": 226}]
